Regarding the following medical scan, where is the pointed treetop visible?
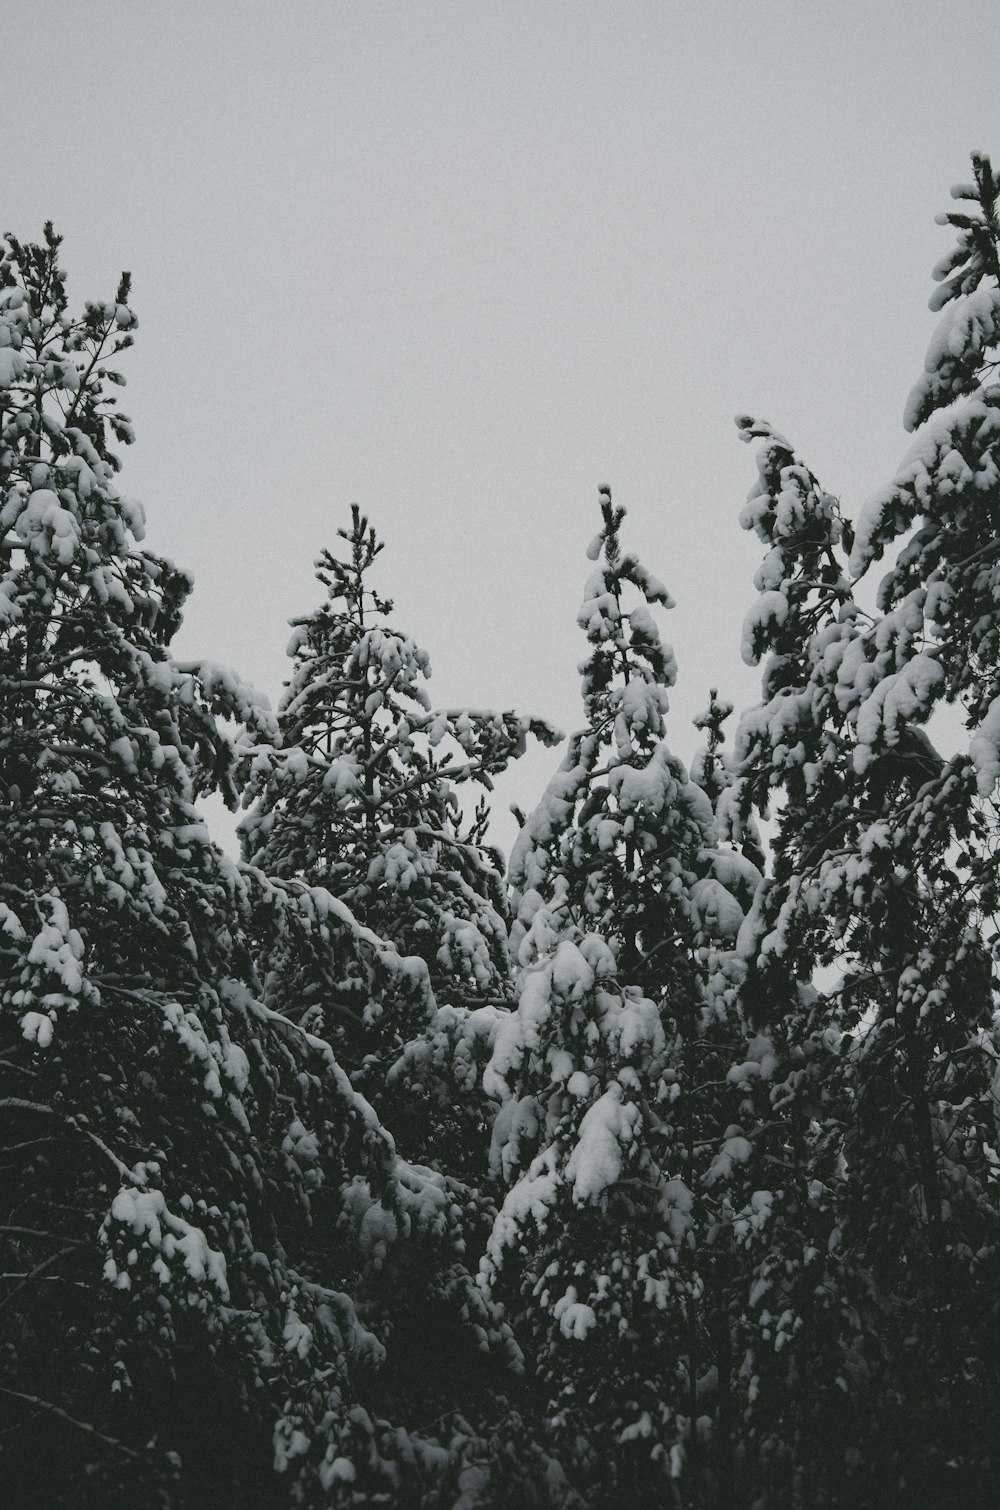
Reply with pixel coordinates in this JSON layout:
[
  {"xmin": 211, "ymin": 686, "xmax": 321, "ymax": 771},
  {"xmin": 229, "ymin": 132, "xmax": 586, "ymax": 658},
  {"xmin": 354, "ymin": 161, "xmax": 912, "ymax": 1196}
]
[
  {"xmin": 692, "ymin": 687, "xmax": 735, "ymax": 808},
  {"xmin": 316, "ymin": 501, "xmax": 394, "ymax": 622},
  {"xmin": 576, "ymin": 486, "xmax": 677, "ymax": 736},
  {"xmin": 0, "ymin": 223, "xmax": 138, "ymax": 475},
  {"xmin": 903, "ymin": 150, "xmax": 1000, "ymax": 433},
  {"xmin": 735, "ymin": 418, "xmax": 853, "ymax": 681}
]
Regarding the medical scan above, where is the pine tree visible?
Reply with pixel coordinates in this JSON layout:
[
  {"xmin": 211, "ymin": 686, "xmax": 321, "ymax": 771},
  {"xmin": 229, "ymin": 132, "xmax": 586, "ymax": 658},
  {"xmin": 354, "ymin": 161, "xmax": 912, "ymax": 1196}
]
[
  {"xmin": 730, "ymin": 150, "xmax": 1000, "ymax": 1500},
  {"xmin": 507, "ymin": 488, "xmax": 749, "ymax": 988},
  {"xmin": 0, "ymin": 224, "xmax": 285, "ymax": 1505},
  {"xmin": 838, "ymin": 151, "xmax": 1000, "ymax": 1502},
  {"xmin": 236, "ymin": 507, "xmax": 577, "ymax": 1506},
  {"xmin": 240, "ymin": 505, "xmax": 559, "ymax": 1178},
  {"xmin": 0, "ymin": 226, "xmax": 548, "ymax": 1510},
  {"xmin": 725, "ymin": 418, "xmax": 885, "ymax": 1506},
  {"xmin": 484, "ymin": 489, "xmax": 749, "ymax": 1507}
]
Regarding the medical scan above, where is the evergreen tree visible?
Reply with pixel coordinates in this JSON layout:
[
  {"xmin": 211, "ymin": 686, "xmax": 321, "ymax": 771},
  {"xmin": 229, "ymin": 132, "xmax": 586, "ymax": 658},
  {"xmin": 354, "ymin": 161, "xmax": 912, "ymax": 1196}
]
[
  {"xmin": 839, "ymin": 151, "xmax": 1000, "ymax": 1502},
  {"xmin": 240, "ymin": 505, "xmax": 559, "ymax": 1177},
  {"xmin": 0, "ymin": 226, "xmax": 547, "ymax": 1510},
  {"xmin": 729, "ymin": 151, "xmax": 1000, "ymax": 1503},
  {"xmin": 484, "ymin": 490, "xmax": 749, "ymax": 1507},
  {"xmin": 725, "ymin": 418, "xmax": 884, "ymax": 1506},
  {"xmin": 0, "ymin": 223, "xmax": 295, "ymax": 1506},
  {"xmin": 236, "ymin": 508, "xmax": 576, "ymax": 1505}
]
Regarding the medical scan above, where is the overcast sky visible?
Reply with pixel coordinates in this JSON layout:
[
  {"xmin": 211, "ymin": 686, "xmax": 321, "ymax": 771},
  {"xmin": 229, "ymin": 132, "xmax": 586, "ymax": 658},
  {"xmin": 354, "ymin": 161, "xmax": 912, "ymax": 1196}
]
[{"xmin": 4, "ymin": 3, "xmax": 999, "ymax": 854}]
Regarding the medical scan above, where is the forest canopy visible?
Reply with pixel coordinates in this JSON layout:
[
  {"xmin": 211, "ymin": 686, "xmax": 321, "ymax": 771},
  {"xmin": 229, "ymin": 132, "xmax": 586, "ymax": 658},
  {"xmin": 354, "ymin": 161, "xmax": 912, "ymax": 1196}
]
[{"xmin": 2, "ymin": 157, "xmax": 999, "ymax": 1510}]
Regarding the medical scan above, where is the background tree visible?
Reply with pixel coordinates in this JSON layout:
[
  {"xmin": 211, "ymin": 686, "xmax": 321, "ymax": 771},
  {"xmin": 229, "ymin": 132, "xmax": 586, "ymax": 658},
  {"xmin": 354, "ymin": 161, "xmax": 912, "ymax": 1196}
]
[
  {"xmin": 725, "ymin": 417, "xmax": 888, "ymax": 1506},
  {"xmin": 240, "ymin": 505, "xmax": 559, "ymax": 1178},
  {"xmin": 729, "ymin": 149, "xmax": 1000, "ymax": 1501},
  {"xmin": 485, "ymin": 489, "xmax": 750, "ymax": 1507},
  {"xmin": 839, "ymin": 150, "xmax": 1000, "ymax": 1504},
  {"xmin": 237, "ymin": 506, "xmax": 574, "ymax": 1506},
  {"xmin": 0, "ymin": 227, "xmax": 547, "ymax": 1510}
]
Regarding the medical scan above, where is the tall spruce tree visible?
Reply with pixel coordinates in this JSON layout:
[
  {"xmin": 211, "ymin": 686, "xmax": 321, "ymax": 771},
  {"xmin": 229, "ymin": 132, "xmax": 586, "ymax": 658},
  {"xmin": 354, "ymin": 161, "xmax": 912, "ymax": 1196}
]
[
  {"xmin": 240, "ymin": 506, "xmax": 560, "ymax": 1179},
  {"xmin": 726, "ymin": 418, "xmax": 886, "ymax": 1506},
  {"xmin": 729, "ymin": 156, "xmax": 1000, "ymax": 1506},
  {"xmin": 237, "ymin": 511, "xmax": 575, "ymax": 1507},
  {"xmin": 484, "ymin": 490, "xmax": 750, "ymax": 1508},
  {"xmin": 0, "ymin": 226, "xmax": 550, "ymax": 1510},
  {"xmin": 840, "ymin": 151, "xmax": 1000, "ymax": 1502},
  {"xmin": 0, "ymin": 224, "xmax": 295, "ymax": 1506}
]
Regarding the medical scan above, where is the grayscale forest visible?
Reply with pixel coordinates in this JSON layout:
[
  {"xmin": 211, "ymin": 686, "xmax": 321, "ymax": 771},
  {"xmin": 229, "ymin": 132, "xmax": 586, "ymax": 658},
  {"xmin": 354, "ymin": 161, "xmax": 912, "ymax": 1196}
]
[{"xmin": 3, "ymin": 155, "xmax": 1000, "ymax": 1509}]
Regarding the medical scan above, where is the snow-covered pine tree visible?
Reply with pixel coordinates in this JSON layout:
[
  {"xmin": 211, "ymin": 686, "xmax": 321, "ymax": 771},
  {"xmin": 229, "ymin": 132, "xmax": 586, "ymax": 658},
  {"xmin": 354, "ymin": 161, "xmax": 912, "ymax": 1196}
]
[
  {"xmin": 0, "ymin": 226, "xmax": 548, "ymax": 1510},
  {"xmin": 0, "ymin": 225, "xmax": 281, "ymax": 1505},
  {"xmin": 834, "ymin": 151, "xmax": 1000, "ymax": 1503},
  {"xmin": 726, "ymin": 418, "xmax": 889, "ymax": 1506},
  {"xmin": 240, "ymin": 505, "xmax": 560, "ymax": 1179},
  {"xmin": 0, "ymin": 224, "xmax": 390, "ymax": 1507},
  {"xmin": 235, "ymin": 510, "xmax": 577, "ymax": 1507},
  {"xmin": 507, "ymin": 488, "xmax": 748, "ymax": 992},
  {"xmin": 484, "ymin": 489, "xmax": 750, "ymax": 1507},
  {"xmin": 731, "ymin": 149, "xmax": 1000, "ymax": 1502}
]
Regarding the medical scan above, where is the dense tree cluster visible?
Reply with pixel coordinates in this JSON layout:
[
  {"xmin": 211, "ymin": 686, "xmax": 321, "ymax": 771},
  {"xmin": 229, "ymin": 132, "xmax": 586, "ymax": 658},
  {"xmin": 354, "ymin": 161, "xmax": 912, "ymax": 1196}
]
[{"xmin": 2, "ymin": 158, "xmax": 999, "ymax": 1508}]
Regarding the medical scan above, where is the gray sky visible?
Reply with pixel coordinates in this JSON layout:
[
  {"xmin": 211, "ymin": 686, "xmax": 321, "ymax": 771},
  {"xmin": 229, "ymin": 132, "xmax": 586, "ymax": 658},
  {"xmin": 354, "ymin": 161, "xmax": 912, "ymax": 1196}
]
[{"xmin": 4, "ymin": 2, "xmax": 998, "ymax": 854}]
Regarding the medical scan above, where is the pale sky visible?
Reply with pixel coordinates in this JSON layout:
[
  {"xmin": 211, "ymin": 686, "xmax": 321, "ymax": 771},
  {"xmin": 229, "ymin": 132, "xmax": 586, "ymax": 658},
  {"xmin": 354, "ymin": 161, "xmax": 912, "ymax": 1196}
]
[{"xmin": 4, "ymin": 2, "xmax": 998, "ymax": 854}]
